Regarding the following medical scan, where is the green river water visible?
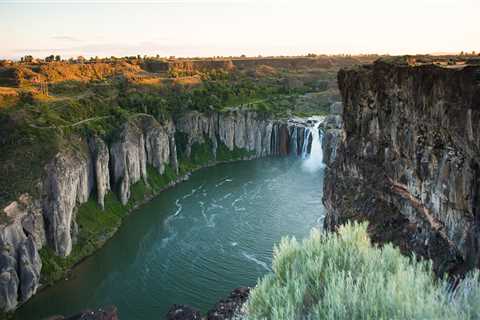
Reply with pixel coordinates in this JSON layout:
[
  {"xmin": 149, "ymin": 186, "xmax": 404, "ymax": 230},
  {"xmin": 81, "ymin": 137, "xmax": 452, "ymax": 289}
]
[{"xmin": 17, "ymin": 156, "xmax": 325, "ymax": 319}]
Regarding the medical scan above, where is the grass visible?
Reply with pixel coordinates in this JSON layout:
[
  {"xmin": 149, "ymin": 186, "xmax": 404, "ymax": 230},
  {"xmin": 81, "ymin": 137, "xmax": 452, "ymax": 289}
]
[
  {"xmin": 39, "ymin": 193, "xmax": 126, "ymax": 284},
  {"xmin": 246, "ymin": 222, "xmax": 480, "ymax": 320},
  {"xmin": 175, "ymin": 135, "xmax": 254, "ymax": 175},
  {"xmin": 147, "ymin": 164, "xmax": 177, "ymax": 193},
  {"xmin": 0, "ymin": 110, "xmax": 63, "ymax": 207},
  {"xmin": 176, "ymin": 133, "xmax": 216, "ymax": 174},
  {"xmin": 217, "ymin": 141, "xmax": 255, "ymax": 162}
]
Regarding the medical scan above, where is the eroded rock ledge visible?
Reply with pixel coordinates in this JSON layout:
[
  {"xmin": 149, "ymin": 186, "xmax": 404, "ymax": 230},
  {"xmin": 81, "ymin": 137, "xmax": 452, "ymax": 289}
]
[
  {"xmin": 323, "ymin": 60, "xmax": 480, "ymax": 275},
  {"xmin": 166, "ymin": 287, "xmax": 250, "ymax": 320},
  {"xmin": 0, "ymin": 110, "xmax": 307, "ymax": 312}
]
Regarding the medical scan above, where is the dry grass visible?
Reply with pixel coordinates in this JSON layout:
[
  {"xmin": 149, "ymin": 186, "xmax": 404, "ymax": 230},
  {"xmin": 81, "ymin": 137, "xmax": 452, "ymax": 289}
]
[{"xmin": 0, "ymin": 87, "xmax": 18, "ymax": 97}]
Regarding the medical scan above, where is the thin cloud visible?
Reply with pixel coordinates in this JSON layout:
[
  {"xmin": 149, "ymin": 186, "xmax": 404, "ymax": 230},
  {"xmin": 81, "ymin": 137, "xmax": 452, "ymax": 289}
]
[{"xmin": 51, "ymin": 36, "xmax": 82, "ymax": 42}]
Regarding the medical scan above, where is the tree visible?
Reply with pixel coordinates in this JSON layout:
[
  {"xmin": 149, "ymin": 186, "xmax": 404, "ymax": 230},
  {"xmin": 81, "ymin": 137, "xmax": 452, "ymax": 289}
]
[
  {"xmin": 45, "ymin": 55, "xmax": 55, "ymax": 62},
  {"xmin": 22, "ymin": 55, "xmax": 33, "ymax": 63},
  {"xmin": 55, "ymin": 55, "xmax": 61, "ymax": 62}
]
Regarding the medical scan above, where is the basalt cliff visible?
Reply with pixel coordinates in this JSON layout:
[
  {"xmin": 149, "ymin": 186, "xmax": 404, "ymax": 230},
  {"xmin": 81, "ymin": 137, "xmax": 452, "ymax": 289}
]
[
  {"xmin": 0, "ymin": 110, "xmax": 309, "ymax": 313},
  {"xmin": 323, "ymin": 60, "xmax": 480, "ymax": 276}
]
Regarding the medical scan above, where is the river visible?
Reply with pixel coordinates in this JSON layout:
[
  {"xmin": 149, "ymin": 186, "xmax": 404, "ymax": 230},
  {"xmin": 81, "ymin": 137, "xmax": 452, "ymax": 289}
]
[{"xmin": 17, "ymin": 139, "xmax": 325, "ymax": 319}]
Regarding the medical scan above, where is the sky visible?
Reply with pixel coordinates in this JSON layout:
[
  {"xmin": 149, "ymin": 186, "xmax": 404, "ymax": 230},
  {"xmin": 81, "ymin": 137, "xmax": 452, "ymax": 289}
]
[{"xmin": 0, "ymin": 0, "xmax": 478, "ymax": 59}]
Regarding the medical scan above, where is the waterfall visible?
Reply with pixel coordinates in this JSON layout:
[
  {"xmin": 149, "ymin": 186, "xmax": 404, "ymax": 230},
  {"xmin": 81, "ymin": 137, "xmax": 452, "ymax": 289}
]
[
  {"xmin": 301, "ymin": 119, "xmax": 324, "ymax": 173},
  {"xmin": 301, "ymin": 127, "xmax": 311, "ymax": 159}
]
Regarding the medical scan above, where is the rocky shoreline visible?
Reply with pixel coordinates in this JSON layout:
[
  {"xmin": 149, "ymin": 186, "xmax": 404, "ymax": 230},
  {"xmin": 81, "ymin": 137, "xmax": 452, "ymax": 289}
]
[{"xmin": 48, "ymin": 287, "xmax": 250, "ymax": 320}]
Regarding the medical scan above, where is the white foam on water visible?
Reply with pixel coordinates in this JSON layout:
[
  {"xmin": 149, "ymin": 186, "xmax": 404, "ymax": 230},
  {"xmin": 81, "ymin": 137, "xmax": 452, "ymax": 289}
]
[
  {"xmin": 242, "ymin": 252, "xmax": 271, "ymax": 271},
  {"xmin": 207, "ymin": 214, "xmax": 216, "ymax": 228},
  {"xmin": 231, "ymin": 196, "xmax": 243, "ymax": 207},
  {"xmin": 173, "ymin": 199, "xmax": 182, "ymax": 216},
  {"xmin": 215, "ymin": 178, "xmax": 232, "ymax": 187},
  {"xmin": 160, "ymin": 231, "xmax": 177, "ymax": 248}
]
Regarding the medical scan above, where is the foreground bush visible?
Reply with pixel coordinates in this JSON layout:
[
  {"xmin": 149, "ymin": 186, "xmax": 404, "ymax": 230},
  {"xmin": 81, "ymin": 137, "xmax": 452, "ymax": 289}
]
[{"xmin": 246, "ymin": 222, "xmax": 480, "ymax": 320}]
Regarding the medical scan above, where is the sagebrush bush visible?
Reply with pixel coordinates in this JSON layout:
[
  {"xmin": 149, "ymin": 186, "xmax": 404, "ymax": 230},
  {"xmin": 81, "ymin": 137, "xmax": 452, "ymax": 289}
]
[{"xmin": 245, "ymin": 222, "xmax": 480, "ymax": 320}]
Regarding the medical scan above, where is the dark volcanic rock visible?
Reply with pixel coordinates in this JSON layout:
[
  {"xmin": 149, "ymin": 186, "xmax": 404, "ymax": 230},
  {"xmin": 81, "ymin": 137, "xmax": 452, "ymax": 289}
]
[
  {"xmin": 323, "ymin": 60, "xmax": 480, "ymax": 276},
  {"xmin": 166, "ymin": 304, "xmax": 202, "ymax": 320},
  {"xmin": 206, "ymin": 287, "xmax": 250, "ymax": 320},
  {"xmin": 167, "ymin": 287, "xmax": 250, "ymax": 320}
]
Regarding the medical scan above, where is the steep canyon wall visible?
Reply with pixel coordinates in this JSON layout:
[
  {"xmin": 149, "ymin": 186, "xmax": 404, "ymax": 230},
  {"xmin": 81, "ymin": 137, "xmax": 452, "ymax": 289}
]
[{"xmin": 323, "ymin": 61, "xmax": 480, "ymax": 276}]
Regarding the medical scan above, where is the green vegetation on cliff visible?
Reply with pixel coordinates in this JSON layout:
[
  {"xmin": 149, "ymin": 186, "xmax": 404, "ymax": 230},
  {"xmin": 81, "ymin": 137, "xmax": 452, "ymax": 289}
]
[
  {"xmin": 39, "ymin": 193, "xmax": 126, "ymax": 284},
  {"xmin": 246, "ymin": 222, "xmax": 480, "ymax": 320}
]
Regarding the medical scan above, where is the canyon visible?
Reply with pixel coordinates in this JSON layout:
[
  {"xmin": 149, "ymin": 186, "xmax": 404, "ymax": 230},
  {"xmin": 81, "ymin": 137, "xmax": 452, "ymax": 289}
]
[
  {"xmin": 1, "ymin": 54, "xmax": 480, "ymax": 319},
  {"xmin": 0, "ymin": 108, "xmax": 319, "ymax": 313}
]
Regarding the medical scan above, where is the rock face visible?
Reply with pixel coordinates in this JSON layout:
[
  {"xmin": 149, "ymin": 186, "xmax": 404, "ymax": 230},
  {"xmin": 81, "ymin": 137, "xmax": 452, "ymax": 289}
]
[
  {"xmin": 323, "ymin": 61, "xmax": 480, "ymax": 275},
  {"xmin": 89, "ymin": 136, "xmax": 110, "ymax": 210},
  {"xmin": 321, "ymin": 102, "xmax": 344, "ymax": 166},
  {"xmin": 50, "ymin": 305, "xmax": 119, "ymax": 320},
  {"xmin": 0, "ymin": 110, "xmax": 308, "ymax": 312},
  {"xmin": 176, "ymin": 110, "xmax": 286, "ymax": 159},
  {"xmin": 166, "ymin": 305, "xmax": 202, "ymax": 320},
  {"xmin": 206, "ymin": 287, "xmax": 250, "ymax": 320},
  {"xmin": 0, "ymin": 195, "xmax": 43, "ymax": 311},
  {"xmin": 110, "ymin": 122, "xmax": 148, "ymax": 205},
  {"xmin": 166, "ymin": 287, "xmax": 251, "ymax": 320},
  {"xmin": 43, "ymin": 149, "xmax": 94, "ymax": 257}
]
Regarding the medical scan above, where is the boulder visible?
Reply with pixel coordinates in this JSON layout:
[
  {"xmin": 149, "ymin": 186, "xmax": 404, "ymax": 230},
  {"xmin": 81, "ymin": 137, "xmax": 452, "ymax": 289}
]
[{"xmin": 166, "ymin": 304, "xmax": 202, "ymax": 320}]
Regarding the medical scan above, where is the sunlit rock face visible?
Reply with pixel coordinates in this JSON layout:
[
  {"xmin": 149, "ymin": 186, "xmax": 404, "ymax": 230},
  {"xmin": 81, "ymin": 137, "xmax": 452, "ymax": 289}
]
[
  {"xmin": 43, "ymin": 150, "xmax": 94, "ymax": 257},
  {"xmin": 89, "ymin": 136, "xmax": 111, "ymax": 210},
  {"xmin": 323, "ymin": 60, "xmax": 480, "ymax": 275}
]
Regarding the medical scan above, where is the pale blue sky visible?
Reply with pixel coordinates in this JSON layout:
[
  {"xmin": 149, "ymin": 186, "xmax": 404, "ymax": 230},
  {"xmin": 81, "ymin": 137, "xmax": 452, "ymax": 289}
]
[{"xmin": 0, "ymin": 0, "xmax": 478, "ymax": 59}]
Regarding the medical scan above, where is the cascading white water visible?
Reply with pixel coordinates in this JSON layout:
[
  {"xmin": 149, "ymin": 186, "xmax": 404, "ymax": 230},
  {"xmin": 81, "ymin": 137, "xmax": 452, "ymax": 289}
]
[
  {"xmin": 301, "ymin": 118, "xmax": 324, "ymax": 173},
  {"xmin": 301, "ymin": 127, "xmax": 311, "ymax": 159}
]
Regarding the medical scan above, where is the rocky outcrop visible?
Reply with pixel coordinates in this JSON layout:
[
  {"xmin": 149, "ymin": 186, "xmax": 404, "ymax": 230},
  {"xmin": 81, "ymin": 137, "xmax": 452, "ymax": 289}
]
[
  {"xmin": 166, "ymin": 287, "xmax": 250, "ymax": 320},
  {"xmin": 0, "ymin": 195, "xmax": 43, "ymax": 311},
  {"xmin": 48, "ymin": 305, "xmax": 119, "ymax": 320},
  {"xmin": 323, "ymin": 60, "xmax": 480, "ymax": 275},
  {"xmin": 321, "ymin": 102, "xmax": 344, "ymax": 166},
  {"xmin": 206, "ymin": 287, "xmax": 250, "ymax": 320},
  {"xmin": 43, "ymin": 149, "xmax": 94, "ymax": 257},
  {"xmin": 110, "ymin": 122, "xmax": 148, "ymax": 205},
  {"xmin": 166, "ymin": 305, "xmax": 202, "ymax": 320},
  {"xmin": 144, "ymin": 120, "xmax": 172, "ymax": 175},
  {"xmin": 89, "ymin": 136, "xmax": 110, "ymax": 210},
  {"xmin": 176, "ymin": 110, "xmax": 282, "ymax": 159},
  {"xmin": 176, "ymin": 111, "xmax": 218, "ymax": 157}
]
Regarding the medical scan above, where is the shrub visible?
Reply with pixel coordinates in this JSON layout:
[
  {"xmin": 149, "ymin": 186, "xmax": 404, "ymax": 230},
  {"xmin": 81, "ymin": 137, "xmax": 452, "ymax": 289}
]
[{"xmin": 246, "ymin": 222, "xmax": 480, "ymax": 320}]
